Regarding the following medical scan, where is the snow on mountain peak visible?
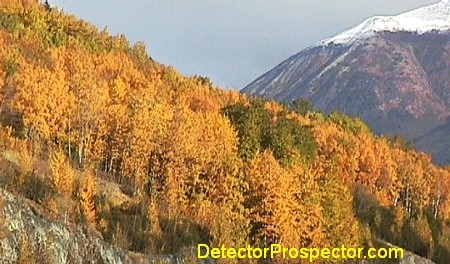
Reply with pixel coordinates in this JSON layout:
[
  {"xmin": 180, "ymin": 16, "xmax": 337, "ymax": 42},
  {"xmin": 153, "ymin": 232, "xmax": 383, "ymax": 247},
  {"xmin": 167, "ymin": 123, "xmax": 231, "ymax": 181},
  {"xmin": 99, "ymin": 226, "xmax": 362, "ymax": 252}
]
[{"xmin": 318, "ymin": 1, "xmax": 450, "ymax": 46}]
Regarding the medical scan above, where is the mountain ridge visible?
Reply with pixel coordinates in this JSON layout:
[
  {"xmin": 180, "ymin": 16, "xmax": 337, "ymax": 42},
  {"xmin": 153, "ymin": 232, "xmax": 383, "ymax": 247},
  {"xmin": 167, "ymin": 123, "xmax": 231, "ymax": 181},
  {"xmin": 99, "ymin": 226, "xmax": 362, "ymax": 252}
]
[
  {"xmin": 318, "ymin": 0, "xmax": 450, "ymax": 46},
  {"xmin": 242, "ymin": 1, "xmax": 450, "ymax": 164}
]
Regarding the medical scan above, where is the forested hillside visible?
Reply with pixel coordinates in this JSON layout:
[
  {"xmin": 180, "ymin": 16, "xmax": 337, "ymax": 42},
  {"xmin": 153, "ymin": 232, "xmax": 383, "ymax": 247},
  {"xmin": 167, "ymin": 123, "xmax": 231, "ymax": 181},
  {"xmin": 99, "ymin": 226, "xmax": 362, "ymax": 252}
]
[{"xmin": 0, "ymin": 1, "xmax": 449, "ymax": 263}]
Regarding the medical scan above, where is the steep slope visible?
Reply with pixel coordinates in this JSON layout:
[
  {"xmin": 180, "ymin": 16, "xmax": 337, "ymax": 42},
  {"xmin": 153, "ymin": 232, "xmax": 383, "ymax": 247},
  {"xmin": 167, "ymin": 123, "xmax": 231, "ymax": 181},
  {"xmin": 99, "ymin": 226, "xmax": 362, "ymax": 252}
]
[
  {"xmin": 415, "ymin": 119, "xmax": 450, "ymax": 165},
  {"xmin": 0, "ymin": 189, "xmax": 437, "ymax": 264},
  {"xmin": 1, "ymin": 1, "xmax": 450, "ymax": 263},
  {"xmin": 242, "ymin": 1, "xmax": 450, "ymax": 164},
  {"xmin": 0, "ymin": 188, "xmax": 130, "ymax": 263}
]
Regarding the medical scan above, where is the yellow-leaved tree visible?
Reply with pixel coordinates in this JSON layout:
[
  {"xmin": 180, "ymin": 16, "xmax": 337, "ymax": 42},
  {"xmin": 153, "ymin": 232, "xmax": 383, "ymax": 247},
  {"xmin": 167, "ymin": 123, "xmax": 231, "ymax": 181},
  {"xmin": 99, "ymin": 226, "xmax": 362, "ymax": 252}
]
[
  {"xmin": 245, "ymin": 151, "xmax": 303, "ymax": 249},
  {"xmin": 49, "ymin": 150, "xmax": 76, "ymax": 222},
  {"xmin": 80, "ymin": 171, "xmax": 97, "ymax": 227}
]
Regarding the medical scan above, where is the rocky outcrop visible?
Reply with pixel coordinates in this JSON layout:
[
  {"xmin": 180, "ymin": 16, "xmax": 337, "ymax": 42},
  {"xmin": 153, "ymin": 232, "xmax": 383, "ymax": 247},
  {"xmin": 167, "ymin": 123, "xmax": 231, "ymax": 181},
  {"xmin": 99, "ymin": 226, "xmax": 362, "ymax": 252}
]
[
  {"xmin": 0, "ymin": 187, "xmax": 130, "ymax": 263},
  {"xmin": 399, "ymin": 254, "xmax": 435, "ymax": 264},
  {"xmin": 0, "ymin": 187, "xmax": 217, "ymax": 263}
]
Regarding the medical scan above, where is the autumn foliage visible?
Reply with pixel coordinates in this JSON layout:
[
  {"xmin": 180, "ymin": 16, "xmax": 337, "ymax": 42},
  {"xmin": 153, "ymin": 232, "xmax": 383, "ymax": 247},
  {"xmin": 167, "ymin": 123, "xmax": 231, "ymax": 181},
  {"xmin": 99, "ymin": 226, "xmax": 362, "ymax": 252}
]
[{"xmin": 0, "ymin": 1, "xmax": 449, "ymax": 263}]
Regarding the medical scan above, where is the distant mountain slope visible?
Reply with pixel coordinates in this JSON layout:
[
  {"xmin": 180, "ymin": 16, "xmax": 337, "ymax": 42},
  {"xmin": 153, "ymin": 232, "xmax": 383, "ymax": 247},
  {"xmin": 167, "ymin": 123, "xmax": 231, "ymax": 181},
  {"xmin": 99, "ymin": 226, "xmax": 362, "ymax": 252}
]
[
  {"xmin": 415, "ymin": 119, "xmax": 450, "ymax": 165},
  {"xmin": 242, "ymin": 1, "xmax": 450, "ymax": 164}
]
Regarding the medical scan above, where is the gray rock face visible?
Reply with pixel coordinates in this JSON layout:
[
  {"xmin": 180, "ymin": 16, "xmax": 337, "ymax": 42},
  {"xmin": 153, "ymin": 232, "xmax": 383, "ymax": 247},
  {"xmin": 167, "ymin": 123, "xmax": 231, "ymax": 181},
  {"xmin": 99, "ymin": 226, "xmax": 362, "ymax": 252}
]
[
  {"xmin": 0, "ymin": 187, "xmax": 217, "ymax": 264},
  {"xmin": 400, "ymin": 254, "xmax": 435, "ymax": 264},
  {"xmin": 0, "ymin": 188, "xmax": 130, "ymax": 264}
]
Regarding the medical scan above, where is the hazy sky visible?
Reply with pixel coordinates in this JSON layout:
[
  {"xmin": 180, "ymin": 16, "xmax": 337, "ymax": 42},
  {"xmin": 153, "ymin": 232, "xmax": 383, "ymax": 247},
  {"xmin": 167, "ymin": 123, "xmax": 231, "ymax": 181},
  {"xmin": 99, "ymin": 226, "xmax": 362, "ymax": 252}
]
[{"xmin": 50, "ymin": 0, "xmax": 437, "ymax": 89}]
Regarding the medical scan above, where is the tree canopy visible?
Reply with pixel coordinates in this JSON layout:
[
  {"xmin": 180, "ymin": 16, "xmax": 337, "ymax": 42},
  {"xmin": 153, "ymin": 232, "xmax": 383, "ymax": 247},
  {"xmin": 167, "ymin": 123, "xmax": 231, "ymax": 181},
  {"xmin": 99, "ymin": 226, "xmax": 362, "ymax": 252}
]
[{"xmin": 0, "ymin": 1, "xmax": 449, "ymax": 263}]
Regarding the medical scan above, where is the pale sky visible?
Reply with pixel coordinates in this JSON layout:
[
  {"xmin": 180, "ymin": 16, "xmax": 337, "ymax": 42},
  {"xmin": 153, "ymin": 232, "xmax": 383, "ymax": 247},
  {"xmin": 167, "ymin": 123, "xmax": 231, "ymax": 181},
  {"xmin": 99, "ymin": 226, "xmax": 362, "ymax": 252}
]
[{"xmin": 49, "ymin": 0, "xmax": 437, "ymax": 89}]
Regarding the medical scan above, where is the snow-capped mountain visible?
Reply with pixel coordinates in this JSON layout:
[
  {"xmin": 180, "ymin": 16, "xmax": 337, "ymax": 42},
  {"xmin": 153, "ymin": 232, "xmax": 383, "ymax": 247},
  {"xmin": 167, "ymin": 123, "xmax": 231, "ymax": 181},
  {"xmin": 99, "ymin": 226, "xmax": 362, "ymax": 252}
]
[
  {"xmin": 319, "ymin": 0, "xmax": 450, "ymax": 46},
  {"xmin": 242, "ymin": 1, "xmax": 450, "ymax": 165}
]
